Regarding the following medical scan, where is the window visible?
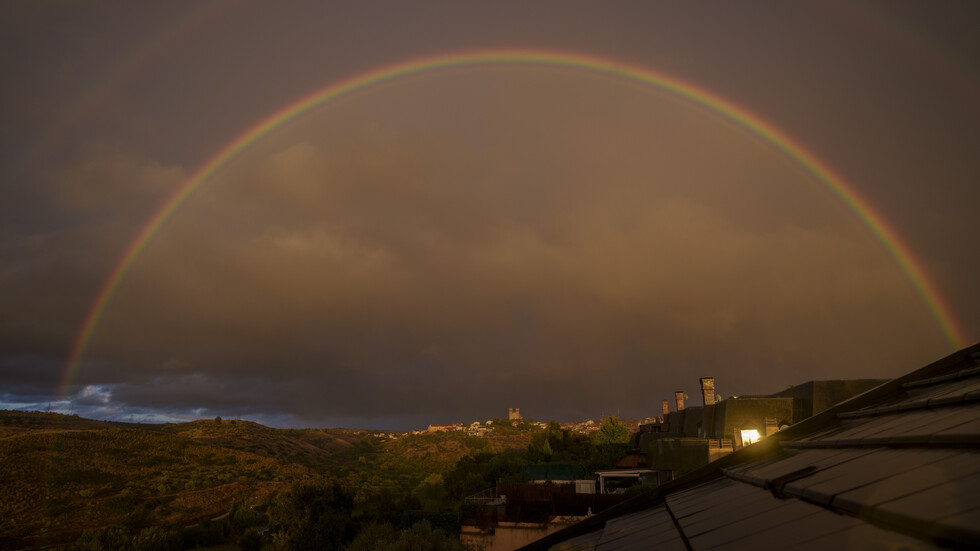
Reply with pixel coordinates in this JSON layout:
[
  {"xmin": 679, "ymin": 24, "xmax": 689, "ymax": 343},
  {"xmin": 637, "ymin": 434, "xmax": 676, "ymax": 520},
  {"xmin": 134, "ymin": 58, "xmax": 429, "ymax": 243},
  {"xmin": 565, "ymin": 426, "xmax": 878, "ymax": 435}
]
[{"xmin": 740, "ymin": 429, "xmax": 760, "ymax": 446}]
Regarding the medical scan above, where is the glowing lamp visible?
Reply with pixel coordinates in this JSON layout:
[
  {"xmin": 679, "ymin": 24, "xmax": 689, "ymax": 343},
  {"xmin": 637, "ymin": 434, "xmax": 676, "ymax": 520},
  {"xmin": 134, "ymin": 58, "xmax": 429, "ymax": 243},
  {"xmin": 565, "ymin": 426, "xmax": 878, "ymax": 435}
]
[{"xmin": 740, "ymin": 429, "xmax": 761, "ymax": 446}]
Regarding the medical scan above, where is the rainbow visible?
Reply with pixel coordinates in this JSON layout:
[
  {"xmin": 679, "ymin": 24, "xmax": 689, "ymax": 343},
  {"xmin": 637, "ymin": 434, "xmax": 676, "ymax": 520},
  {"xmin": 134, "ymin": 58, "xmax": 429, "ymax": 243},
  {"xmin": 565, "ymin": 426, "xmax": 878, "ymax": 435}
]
[{"xmin": 61, "ymin": 49, "xmax": 967, "ymax": 397}]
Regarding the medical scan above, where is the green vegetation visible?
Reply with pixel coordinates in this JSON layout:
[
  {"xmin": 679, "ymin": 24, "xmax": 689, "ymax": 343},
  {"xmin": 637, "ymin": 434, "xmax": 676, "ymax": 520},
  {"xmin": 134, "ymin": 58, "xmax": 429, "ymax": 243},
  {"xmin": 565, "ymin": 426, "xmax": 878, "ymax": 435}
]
[{"xmin": 0, "ymin": 410, "xmax": 631, "ymax": 549}]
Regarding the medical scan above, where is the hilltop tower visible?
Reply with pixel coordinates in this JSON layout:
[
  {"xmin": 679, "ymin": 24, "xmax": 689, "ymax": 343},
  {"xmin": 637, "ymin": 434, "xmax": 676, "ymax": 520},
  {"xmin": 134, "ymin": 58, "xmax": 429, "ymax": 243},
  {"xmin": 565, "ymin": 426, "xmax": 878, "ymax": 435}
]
[{"xmin": 508, "ymin": 407, "xmax": 522, "ymax": 420}]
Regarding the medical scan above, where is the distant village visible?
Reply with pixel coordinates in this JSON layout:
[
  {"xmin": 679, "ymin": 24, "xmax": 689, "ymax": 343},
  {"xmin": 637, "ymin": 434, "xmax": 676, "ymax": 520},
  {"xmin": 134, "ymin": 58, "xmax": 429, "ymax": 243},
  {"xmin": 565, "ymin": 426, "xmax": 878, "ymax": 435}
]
[{"xmin": 415, "ymin": 408, "xmax": 659, "ymax": 438}]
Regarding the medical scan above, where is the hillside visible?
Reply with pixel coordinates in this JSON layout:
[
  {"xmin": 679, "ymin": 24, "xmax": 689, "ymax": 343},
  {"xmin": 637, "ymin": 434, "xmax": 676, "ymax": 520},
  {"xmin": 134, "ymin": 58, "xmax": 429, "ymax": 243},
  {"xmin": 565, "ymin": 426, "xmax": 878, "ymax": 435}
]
[
  {"xmin": 0, "ymin": 411, "xmax": 539, "ymax": 548},
  {"xmin": 0, "ymin": 409, "xmax": 142, "ymax": 436},
  {"xmin": 159, "ymin": 419, "xmax": 378, "ymax": 470},
  {"xmin": 0, "ymin": 423, "xmax": 302, "ymax": 547}
]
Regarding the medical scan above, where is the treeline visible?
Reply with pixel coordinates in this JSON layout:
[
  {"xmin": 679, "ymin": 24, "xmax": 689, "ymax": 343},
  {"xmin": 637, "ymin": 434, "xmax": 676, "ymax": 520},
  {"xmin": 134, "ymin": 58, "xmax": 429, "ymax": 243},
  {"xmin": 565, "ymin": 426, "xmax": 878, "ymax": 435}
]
[
  {"xmin": 268, "ymin": 481, "xmax": 464, "ymax": 550},
  {"xmin": 67, "ymin": 482, "xmax": 467, "ymax": 551},
  {"xmin": 445, "ymin": 417, "xmax": 631, "ymax": 501},
  {"xmin": 56, "ymin": 416, "xmax": 633, "ymax": 550},
  {"xmin": 66, "ymin": 499, "xmax": 257, "ymax": 551}
]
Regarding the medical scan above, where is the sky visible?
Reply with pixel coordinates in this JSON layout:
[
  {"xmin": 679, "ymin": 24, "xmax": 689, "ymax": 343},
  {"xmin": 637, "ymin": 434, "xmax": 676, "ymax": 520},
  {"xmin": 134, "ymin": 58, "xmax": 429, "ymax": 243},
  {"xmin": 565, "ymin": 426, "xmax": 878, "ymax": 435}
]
[{"xmin": 2, "ymin": 1, "xmax": 978, "ymax": 430}]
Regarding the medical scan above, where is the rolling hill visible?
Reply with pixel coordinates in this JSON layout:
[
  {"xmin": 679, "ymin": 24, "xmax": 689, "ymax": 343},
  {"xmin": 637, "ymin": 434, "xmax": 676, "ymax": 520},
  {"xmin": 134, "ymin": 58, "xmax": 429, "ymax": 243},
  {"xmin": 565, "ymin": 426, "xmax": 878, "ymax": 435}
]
[{"xmin": 0, "ymin": 410, "xmax": 537, "ymax": 548}]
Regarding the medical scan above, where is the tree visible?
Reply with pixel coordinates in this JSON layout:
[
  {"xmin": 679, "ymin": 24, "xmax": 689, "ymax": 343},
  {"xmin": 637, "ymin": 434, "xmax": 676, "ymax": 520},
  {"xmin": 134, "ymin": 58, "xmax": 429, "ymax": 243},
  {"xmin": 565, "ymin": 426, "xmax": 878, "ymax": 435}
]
[
  {"xmin": 346, "ymin": 522, "xmax": 399, "ymax": 551},
  {"xmin": 542, "ymin": 438, "xmax": 553, "ymax": 461},
  {"xmin": 592, "ymin": 416, "xmax": 629, "ymax": 446},
  {"xmin": 588, "ymin": 416, "xmax": 631, "ymax": 472},
  {"xmin": 230, "ymin": 498, "xmax": 258, "ymax": 531},
  {"xmin": 130, "ymin": 526, "xmax": 182, "ymax": 551},
  {"xmin": 413, "ymin": 473, "xmax": 448, "ymax": 512},
  {"xmin": 71, "ymin": 525, "xmax": 131, "ymax": 551},
  {"xmin": 269, "ymin": 481, "xmax": 358, "ymax": 550},
  {"xmin": 239, "ymin": 528, "xmax": 263, "ymax": 551},
  {"xmin": 347, "ymin": 521, "xmax": 464, "ymax": 551}
]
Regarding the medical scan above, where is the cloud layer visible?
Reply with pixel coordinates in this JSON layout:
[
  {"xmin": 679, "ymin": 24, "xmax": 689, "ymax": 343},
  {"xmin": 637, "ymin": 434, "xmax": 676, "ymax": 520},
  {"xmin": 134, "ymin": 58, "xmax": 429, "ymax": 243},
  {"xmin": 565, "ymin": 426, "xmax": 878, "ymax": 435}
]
[
  {"xmin": 2, "ymin": 3, "xmax": 977, "ymax": 429},
  {"xmin": 42, "ymin": 73, "xmax": 941, "ymax": 426}
]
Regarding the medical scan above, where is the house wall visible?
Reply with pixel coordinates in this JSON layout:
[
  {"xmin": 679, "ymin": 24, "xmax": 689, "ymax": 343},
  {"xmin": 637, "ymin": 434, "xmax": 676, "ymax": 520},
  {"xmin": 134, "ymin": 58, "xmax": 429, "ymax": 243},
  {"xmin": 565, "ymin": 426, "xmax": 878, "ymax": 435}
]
[
  {"xmin": 643, "ymin": 379, "xmax": 889, "ymax": 477},
  {"xmin": 648, "ymin": 438, "xmax": 709, "ymax": 474},
  {"xmin": 711, "ymin": 397, "xmax": 796, "ymax": 440},
  {"xmin": 682, "ymin": 406, "xmax": 703, "ymax": 437},
  {"xmin": 768, "ymin": 379, "xmax": 888, "ymax": 416}
]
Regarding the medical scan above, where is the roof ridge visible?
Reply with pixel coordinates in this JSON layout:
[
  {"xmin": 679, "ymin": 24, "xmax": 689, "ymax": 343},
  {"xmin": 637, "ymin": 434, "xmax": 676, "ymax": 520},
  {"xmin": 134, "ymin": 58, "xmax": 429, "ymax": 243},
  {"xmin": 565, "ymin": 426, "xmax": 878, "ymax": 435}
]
[
  {"xmin": 782, "ymin": 434, "xmax": 980, "ymax": 448},
  {"xmin": 900, "ymin": 362, "xmax": 980, "ymax": 390},
  {"xmin": 837, "ymin": 391, "xmax": 980, "ymax": 419}
]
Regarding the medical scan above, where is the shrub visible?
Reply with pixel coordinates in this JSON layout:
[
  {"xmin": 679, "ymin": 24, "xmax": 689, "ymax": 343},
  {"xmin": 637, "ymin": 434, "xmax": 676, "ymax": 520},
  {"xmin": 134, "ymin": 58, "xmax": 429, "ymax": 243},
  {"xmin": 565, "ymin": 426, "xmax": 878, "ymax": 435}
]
[{"xmin": 239, "ymin": 528, "xmax": 263, "ymax": 551}]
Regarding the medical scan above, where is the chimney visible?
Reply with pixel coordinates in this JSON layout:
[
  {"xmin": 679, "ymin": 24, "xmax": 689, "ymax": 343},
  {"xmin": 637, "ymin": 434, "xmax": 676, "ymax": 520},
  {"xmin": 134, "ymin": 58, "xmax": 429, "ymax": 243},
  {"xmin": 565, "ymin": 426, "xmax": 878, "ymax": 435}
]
[
  {"xmin": 661, "ymin": 400, "xmax": 670, "ymax": 416},
  {"xmin": 674, "ymin": 391, "xmax": 686, "ymax": 411},
  {"xmin": 700, "ymin": 377, "xmax": 716, "ymax": 406}
]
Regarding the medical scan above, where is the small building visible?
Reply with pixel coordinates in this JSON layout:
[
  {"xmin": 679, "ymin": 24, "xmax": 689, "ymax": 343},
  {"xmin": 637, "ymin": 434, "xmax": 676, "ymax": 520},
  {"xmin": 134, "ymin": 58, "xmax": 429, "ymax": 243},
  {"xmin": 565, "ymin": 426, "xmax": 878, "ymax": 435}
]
[
  {"xmin": 594, "ymin": 451, "xmax": 666, "ymax": 494},
  {"xmin": 427, "ymin": 423, "xmax": 461, "ymax": 433},
  {"xmin": 521, "ymin": 343, "xmax": 980, "ymax": 550},
  {"xmin": 639, "ymin": 376, "xmax": 887, "ymax": 478},
  {"xmin": 509, "ymin": 408, "xmax": 522, "ymax": 420},
  {"xmin": 594, "ymin": 468, "xmax": 658, "ymax": 494}
]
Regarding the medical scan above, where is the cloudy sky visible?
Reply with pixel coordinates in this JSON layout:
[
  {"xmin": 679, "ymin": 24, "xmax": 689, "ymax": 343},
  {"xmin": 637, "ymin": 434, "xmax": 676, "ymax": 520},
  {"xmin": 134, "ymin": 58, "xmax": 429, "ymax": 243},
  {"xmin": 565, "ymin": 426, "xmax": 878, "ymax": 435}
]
[{"xmin": 2, "ymin": 1, "xmax": 978, "ymax": 430}]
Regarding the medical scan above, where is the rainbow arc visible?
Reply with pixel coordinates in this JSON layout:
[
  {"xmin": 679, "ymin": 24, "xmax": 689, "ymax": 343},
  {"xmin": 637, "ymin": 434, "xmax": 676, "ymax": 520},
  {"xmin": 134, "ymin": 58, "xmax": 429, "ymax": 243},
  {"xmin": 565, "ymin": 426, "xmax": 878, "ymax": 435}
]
[{"xmin": 61, "ymin": 49, "xmax": 967, "ymax": 398}]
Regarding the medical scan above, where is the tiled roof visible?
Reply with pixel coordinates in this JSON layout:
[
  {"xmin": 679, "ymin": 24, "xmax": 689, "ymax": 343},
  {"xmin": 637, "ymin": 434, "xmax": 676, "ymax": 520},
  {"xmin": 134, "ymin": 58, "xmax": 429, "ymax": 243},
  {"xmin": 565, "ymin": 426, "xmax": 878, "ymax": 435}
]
[
  {"xmin": 612, "ymin": 453, "xmax": 646, "ymax": 469},
  {"xmin": 523, "ymin": 344, "xmax": 980, "ymax": 550}
]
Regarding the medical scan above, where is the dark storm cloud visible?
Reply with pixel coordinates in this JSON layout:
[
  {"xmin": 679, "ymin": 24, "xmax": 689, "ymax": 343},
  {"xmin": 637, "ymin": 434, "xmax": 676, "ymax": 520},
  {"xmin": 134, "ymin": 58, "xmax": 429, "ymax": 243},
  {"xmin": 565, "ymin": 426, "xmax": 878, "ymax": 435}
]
[
  {"xmin": 2, "ymin": 2, "xmax": 979, "ymax": 429},
  {"xmin": 79, "ymin": 78, "xmax": 943, "ymax": 426},
  {"xmin": 0, "ymin": 144, "xmax": 184, "ymax": 367}
]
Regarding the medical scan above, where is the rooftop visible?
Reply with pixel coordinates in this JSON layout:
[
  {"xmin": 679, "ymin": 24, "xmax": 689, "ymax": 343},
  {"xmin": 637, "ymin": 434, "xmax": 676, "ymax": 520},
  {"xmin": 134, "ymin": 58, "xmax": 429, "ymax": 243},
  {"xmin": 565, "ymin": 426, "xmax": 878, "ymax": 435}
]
[{"xmin": 522, "ymin": 343, "xmax": 980, "ymax": 550}]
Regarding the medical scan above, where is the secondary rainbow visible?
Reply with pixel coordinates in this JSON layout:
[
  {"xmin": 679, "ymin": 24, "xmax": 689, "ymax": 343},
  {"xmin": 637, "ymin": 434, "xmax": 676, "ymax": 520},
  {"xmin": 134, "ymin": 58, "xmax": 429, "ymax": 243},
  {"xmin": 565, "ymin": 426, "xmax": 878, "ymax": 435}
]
[{"xmin": 61, "ymin": 49, "xmax": 967, "ymax": 397}]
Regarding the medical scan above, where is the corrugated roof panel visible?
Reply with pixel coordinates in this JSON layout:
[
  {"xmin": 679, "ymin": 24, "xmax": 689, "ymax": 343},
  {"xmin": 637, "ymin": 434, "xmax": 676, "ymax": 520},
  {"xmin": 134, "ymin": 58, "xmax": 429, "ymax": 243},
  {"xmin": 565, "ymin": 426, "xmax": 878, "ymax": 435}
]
[
  {"xmin": 708, "ymin": 510, "xmax": 863, "ymax": 550},
  {"xmin": 723, "ymin": 448, "xmax": 871, "ymax": 485},
  {"xmin": 666, "ymin": 479, "xmax": 744, "ymax": 519},
  {"xmin": 870, "ymin": 472, "xmax": 980, "ymax": 540},
  {"xmin": 782, "ymin": 522, "xmax": 939, "ymax": 550},
  {"xmin": 684, "ymin": 497, "xmax": 821, "ymax": 549},
  {"xmin": 794, "ymin": 422, "xmax": 853, "ymax": 442},
  {"xmin": 617, "ymin": 534, "xmax": 686, "ymax": 551},
  {"xmin": 782, "ymin": 448, "xmax": 954, "ymax": 506},
  {"xmin": 817, "ymin": 417, "xmax": 893, "ymax": 441},
  {"xmin": 832, "ymin": 451, "xmax": 980, "ymax": 516},
  {"xmin": 673, "ymin": 483, "xmax": 787, "ymax": 539},
  {"xmin": 597, "ymin": 507, "xmax": 674, "ymax": 545},
  {"xmin": 595, "ymin": 508, "xmax": 681, "ymax": 551},
  {"xmin": 930, "ymin": 409, "xmax": 980, "ymax": 438},
  {"xmin": 665, "ymin": 478, "xmax": 734, "ymax": 508},
  {"xmin": 909, "ymin": 377, "xmax": 980, "ymax": 401},
  {"xmin": 926, "ymin": 504, "xmax": 980, "ymax": 545},
  {"xmin": 548, "ymin": 529, "xmax": 602, "ymax": 551},
  {"xmin": 819, "ymin": 405, "xmax": 978, "ymax": 444},
  {"xmin": 905, "ymin": 407, "xmax": 980, "ymax": 437},
  {"xmin": 840, "ymin": 412, "xmax": 939, "ymax": 439}
]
